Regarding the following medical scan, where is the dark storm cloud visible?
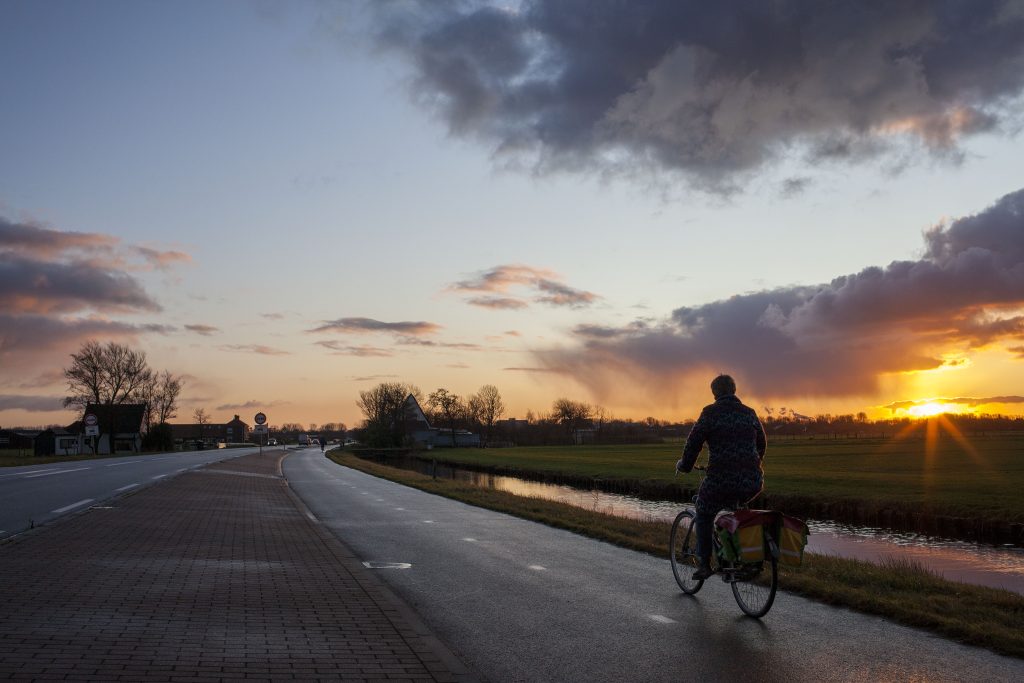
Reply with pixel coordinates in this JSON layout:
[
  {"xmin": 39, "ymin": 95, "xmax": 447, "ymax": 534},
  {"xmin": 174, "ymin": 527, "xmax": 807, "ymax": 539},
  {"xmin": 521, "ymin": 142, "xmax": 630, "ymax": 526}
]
[
  {"xmin": 538, "ymin": 187, "xmax": 1024, "ymax": 399},
  {"xmin": 309, "ymin": 317, "xmax": 442, "ymax": 335},
  {"xmin": 0, "ymin": 394, "xmax": 66, "ymax": 412},
  {"xmin": 369, "ymin": 1, "xmax": 1024, "ymax": 188},
  {"xmin": 215, "ymin": 399, "xmax": 288, "ymax": 411}
]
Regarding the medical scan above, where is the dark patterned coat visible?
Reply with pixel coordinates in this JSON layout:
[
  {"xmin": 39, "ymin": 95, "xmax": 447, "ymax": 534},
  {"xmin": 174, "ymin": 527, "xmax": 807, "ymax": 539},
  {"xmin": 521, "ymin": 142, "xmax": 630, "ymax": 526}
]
[{"xmin": 679, "ymin": 394, "xmax": 766, "ymax": 514}]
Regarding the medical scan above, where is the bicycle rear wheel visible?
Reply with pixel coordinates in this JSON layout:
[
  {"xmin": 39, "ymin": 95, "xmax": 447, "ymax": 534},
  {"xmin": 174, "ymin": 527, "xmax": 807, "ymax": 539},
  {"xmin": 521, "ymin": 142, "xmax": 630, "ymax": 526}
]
[
  {"xmin": 669, "ymin": 510, "xmax": 704, "ymax": 594},
  {"xmin": 730, "ymin": 532, "xmax": 778, "ymax": 618}
]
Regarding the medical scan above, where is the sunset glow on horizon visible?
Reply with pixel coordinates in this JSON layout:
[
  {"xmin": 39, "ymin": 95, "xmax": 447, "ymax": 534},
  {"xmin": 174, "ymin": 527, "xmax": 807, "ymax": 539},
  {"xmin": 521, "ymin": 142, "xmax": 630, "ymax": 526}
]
[{"xmin": 3, "ymin": 2, "xmax": 1024, "ymax": 430}]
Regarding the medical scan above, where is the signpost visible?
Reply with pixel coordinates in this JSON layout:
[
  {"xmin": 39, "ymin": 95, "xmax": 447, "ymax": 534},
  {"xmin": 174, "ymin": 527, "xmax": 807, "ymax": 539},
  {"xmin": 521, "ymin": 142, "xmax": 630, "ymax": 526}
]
[
  {"xmin": 84, "ymin": 413, "xmax": 99, "ymax": 453},
  {"xmin": 254, "ymin": 413, "xmax": 268, "ymax": 454}
]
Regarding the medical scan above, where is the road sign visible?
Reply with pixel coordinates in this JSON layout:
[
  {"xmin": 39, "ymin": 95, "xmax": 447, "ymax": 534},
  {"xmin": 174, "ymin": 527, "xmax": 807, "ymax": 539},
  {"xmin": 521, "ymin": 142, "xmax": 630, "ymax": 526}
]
[
  {"xmin": 84, "ymin": 413, "xmax": 98, "ymax": 427},
  {"xmin": 253, "ymin": 425, "xmax": 268, "ymax": 434},
  {"xmin": 254, "ymin": 412, "xmax": 267, "ymax": 425},
  {"xmin": 85, "ymin": 425, "xmax": 99, "ymax": 437}
]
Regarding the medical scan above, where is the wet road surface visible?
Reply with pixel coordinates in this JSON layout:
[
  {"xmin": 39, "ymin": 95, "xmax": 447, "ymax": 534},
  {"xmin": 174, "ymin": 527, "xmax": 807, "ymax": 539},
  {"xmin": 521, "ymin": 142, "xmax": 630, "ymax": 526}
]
[{"xmin": 284, "ymin": 450, "xmax": 1024, "ymax": 683}]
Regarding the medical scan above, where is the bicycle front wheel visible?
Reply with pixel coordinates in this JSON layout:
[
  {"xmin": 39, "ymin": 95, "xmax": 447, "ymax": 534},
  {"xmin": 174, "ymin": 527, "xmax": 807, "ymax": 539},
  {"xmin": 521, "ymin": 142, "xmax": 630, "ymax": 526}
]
[
  {"xmin": 669, "ymin": 510, "xmax": 704, "ymax": 594},
  {"xmin": 730, "ymin": 533, "xmax": 778, "ymax": 618}
]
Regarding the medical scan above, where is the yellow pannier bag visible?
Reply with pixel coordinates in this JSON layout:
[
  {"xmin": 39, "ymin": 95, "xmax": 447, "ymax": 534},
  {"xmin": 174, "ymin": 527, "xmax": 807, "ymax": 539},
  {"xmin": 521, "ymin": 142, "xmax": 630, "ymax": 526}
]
[
  {"xmin": 722, "ymin": 510, "xmax": 775, "ymax": 563},
  {"xmin": 777, "ymin": 514, "xmax": 810, "ymax": 567}
]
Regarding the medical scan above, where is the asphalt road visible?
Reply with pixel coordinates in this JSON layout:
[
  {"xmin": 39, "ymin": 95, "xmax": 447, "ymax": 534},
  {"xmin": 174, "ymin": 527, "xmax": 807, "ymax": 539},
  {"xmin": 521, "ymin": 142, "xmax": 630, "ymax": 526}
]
[
  {"xmin": 284, "ymin": 449, "xmax": 1024, "ymax": 683},
  {"xmin": 0, "ymin": 446, "xmax": 263, "ymax": 538}
]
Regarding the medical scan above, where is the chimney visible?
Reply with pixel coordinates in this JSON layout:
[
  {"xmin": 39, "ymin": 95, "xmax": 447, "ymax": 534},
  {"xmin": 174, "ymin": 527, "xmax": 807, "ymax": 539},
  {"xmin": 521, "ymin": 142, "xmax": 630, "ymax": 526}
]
[{"xmin": 234, "ymin": 415, "xmax": 240, "ymax": 421}]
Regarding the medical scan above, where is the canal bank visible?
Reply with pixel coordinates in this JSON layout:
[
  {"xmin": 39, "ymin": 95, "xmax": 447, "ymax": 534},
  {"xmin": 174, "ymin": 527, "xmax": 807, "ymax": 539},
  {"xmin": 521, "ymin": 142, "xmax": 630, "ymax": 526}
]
[{"xmin": 349, "ymin": 448, "xmax": 1024, "ymax": 547}]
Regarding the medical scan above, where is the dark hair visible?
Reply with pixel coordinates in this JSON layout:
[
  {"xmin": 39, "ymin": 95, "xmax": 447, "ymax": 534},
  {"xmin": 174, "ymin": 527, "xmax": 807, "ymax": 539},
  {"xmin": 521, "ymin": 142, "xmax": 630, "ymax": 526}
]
[{"xmin": 710, "ymin": 374, "xmax": 736, "ymax": 398}]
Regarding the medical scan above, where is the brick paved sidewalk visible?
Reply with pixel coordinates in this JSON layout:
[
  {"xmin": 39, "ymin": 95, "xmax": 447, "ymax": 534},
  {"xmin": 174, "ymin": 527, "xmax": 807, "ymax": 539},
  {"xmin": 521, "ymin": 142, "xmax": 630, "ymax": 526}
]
[{"xmin": 0, "ymin": 451, "xmax": 473, "ymax": 682}]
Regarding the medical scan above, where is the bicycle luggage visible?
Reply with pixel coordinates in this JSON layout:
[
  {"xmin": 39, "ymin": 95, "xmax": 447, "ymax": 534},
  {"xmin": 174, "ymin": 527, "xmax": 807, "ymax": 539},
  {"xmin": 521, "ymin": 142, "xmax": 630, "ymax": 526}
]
[
  {"xmin": 716, "ymin": 510, "xmax": 776, "ymax": 563},
  {"xmin": 777, "ymin": 514, "xmax": 809, "ymax": 567}
]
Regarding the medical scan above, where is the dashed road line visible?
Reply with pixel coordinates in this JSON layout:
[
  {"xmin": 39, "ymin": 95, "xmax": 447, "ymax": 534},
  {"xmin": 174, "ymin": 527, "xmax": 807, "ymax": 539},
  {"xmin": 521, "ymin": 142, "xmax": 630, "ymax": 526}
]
[
  {"xmin": 23, "ymin": 467, "xmax": 89, "ymax": 479},
  {"xmin": 115, "ymin": 483, "xmax": 138, "ymax": 492},
  {"xmin": 52, "ymin": 499, "xmax": 94, "ymax": 514},
  {"xmin": 528, "ymin": 565, "xmax": 547, "ymax": 571},
  {"xmin": 462, "ymin": 538, "xmax": 478, "ymax": 542},
  {"xmin": 647, "ymin": 614, "xmax": 677, "ymax": 624},
  {"xmin": 423, "ymin": 520, "xmax": 435, "ymax": 524},
  {"xmin": 104, "ymin": 462, "xmax": 135, "ymax": 467},
  {"xmin": 152, "ymin": 474, "xmax": 167, "ymax": 480}
]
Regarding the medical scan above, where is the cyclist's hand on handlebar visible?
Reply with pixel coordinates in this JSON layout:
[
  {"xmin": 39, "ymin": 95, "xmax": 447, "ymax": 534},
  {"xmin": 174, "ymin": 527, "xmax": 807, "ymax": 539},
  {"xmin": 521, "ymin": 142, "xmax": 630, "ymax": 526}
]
[
  {"xmin": 694, "ymin": 464, "xmax": 707, "ymax": 471},
  {"xmin": 674, "ymin": 458, "xmax": 686, "ymax": 473}
]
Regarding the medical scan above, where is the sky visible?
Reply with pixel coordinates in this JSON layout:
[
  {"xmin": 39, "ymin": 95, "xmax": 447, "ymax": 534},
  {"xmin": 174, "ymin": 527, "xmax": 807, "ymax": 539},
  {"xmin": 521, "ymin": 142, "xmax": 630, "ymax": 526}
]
[{"xmin": 2, "ymin": 0, "xmax": 1024, "ymax": 429}]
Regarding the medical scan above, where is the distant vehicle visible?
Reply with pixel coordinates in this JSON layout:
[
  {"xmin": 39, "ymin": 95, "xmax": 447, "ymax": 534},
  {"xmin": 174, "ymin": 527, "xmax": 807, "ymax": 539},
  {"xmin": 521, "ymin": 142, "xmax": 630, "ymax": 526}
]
[
  {"xmin": 267, "ymin": 438, "xmax": 278, "ymax": 446},
  {"xmin": 298, "ymin": 434, "xmax": 310, "ymax": 445}
]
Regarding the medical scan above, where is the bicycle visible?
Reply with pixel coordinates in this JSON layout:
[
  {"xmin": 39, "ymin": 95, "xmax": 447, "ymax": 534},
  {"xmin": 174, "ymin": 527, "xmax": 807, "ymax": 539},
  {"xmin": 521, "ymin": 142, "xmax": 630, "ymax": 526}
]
[{"xmin": 669, "ymin": 465, "xmax": 779, "ymax": 618}]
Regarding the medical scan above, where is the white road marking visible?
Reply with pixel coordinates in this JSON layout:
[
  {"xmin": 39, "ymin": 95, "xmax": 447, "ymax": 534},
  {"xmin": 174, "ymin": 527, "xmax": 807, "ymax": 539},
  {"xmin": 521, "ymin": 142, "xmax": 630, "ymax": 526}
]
[
  {"xmin": 423, "ymin": 520, "xmax": 435, "ymax": 524},
  {"xmin": 152, "ymin": 474, "xmax": 167, "ymax": 480},
  {"xmin": 395, "ymin": 507, "xmax": 405, "ymax": 511},
  {"xmin": 528, "ymin": 565, "xmax": 547, "ymax": 571},
  {"xmin": 104, "ymin": 462, "xmax": 135, "ymax": 467},
  {"xmin": 52, "ymin": 499, "xmax": 94, "ymax": 514},
  {"xmin": 306, "ymin": 512, "xmax": 318, "ymax": 522},
  {"xmin": 462, "ymin": 538, "xmax": 478, "ymax": 542},
  {"xmin": 23, "ymin": 467, "xmax": 89, "ymax": 479},
  {"xmin": 115, "ymin": 483, "xmax": 138, "ymax": 492},
  {"xmin": 375, "ymin": 498, "xmax": 384, "ymax": 502},
  {"xmin": 648, "ymin": 614, "xmax": 677, "ymax": 624}
]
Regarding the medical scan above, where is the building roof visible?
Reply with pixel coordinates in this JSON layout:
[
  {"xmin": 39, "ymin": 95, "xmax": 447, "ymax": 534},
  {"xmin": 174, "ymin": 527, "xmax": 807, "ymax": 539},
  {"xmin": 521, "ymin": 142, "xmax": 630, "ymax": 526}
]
[{"xmin": 83, "ymin": 404, "xmax": 146, "ymax": 434}]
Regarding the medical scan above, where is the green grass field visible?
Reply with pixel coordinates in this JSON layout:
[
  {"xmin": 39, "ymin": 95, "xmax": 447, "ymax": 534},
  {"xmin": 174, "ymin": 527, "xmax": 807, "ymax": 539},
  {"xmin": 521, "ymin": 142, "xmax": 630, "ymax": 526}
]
[{"xmin": 410, "ymin": 431, "xmax": 1024, "ymax": 523}]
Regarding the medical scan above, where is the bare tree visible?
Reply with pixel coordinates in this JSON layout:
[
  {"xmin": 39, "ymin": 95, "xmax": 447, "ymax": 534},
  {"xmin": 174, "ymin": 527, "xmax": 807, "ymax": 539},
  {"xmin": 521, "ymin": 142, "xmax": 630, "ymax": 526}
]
[
  {"xmin": 139, "ymin": 370, "xmax": 183, "ymax": 431},
  {"xmin": 428, "ymin": 388, "xmax": 464, "ymax": 447},
  {"xmin": 357, "ymin": 382, "xmax": 420, "ymax": 447},
  {"xmin": 551, "ymin": 398, "xmax": 593, "ymax": 444},
  {"xmin": 193, "ymin": 407, "xmax": 210, "ymax": 441},
  {"xmin": 469, "ymin": 384, "xmax": 505, "ymax": 446}
]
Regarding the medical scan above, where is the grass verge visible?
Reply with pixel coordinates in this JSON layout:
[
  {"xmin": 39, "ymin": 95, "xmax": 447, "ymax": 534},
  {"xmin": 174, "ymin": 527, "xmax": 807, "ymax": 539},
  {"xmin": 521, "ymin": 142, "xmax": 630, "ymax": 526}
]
[{"xmin": 329, "ymin": 450, "xmax": 1024, "ymax": 659}]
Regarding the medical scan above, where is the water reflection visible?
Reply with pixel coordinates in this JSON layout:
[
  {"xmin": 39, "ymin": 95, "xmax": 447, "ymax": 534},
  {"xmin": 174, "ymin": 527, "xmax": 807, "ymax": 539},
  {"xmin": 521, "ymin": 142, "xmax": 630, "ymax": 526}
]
[{"xmin": 396, "ymin": 457, "xmax": 1024, "ymax": 595}]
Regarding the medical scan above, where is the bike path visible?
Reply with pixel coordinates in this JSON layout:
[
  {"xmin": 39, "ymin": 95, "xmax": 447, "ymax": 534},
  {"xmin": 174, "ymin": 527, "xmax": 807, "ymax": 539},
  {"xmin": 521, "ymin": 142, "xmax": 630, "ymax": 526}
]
[
  {"xmin": 0, "ymin": 450, "xmax": 473, "ymax": 682},
  {"xmin": 284, "ymin": 450, "xmax": 1024, "ymax": 683}
]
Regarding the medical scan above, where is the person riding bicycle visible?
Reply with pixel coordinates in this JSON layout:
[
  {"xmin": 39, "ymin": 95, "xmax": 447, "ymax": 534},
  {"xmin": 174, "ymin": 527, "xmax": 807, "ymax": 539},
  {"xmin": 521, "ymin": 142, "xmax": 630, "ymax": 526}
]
[{"xmin": 675, "ymin": 374, "xmax": 766, "ymax": 581}]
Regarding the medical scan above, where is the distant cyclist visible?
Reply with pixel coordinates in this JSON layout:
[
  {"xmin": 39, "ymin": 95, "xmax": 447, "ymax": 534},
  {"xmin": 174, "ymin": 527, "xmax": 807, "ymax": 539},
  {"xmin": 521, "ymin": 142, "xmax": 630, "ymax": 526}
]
[
  {"xmin": 320, "ymin": 439, "xmax": 325, "ymax": 453},
  {"xmin": 676, "ymin": 374, "xmax": 766, "ymax": 580}
]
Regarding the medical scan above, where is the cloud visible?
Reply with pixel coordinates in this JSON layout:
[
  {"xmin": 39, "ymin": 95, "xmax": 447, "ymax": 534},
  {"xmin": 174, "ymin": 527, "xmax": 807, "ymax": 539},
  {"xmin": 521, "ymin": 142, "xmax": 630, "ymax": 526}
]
[
  {"xmin": 261, "ymin": 312, "xmax": 286, "ymax": 320},
  {"xmin": 0, "ymin": 394, "xmax": 66, "ymax": 412},
  {"xmin": 467, "ymin": 296, "xmax": 529, "ymax": 310},
  {"xmin": 0, "ymin": 314, "xmax": 173, "ymax": 355},
  {"xmin": 1010, "ymin": 346, "xmax": 1024, "ymax": 359},
  {"xmin": 351, "ymin": 374, "xmax": 399, "ymax": 382},
  {"xmin": 215, "ymin": 399, "xmax": 289, "ymax": 411},
  {"xmin": 537, "ymin": 186, "xmax": 1024, "ymax": 399},
  {"xmin": 451, "ymin": 264, "xmax": 599, "ymax": 309},
  {"xmin": 133, "ymin": 246, "xmax": 191, "ymax": 271},
  {"xmin": 218, "ymin": 344, "xmax": 291, "ymax": 356},
  {"xmin": 0, "ymin": 216, "xmax": 118, "ymax": 257},
  {"xmin": 309, "ymin": 317, "xmax": 442, "ymax": 335},
  {"xmin": 185, "ymin": 324, "xmax": 220, "ymax": 336},
  {"xmin": 367, "ymin": 1, "xmax": 1024, "ymax": 190},
  {"xmin": 503, "ymin": 366, "xmax": 564, "ymax": 374},
  {"xmin": 0, "ymin": 253, "xmax": 160, "ymax": 314},
  {"xmin": 780, "ymin": 177, "xmax": 812, "ymax": 198},
  {"xmin": 395, "ymin": 337, "xmax": 483, "ymax": 350},
  {"xmin": 314, "ymin": 340, "xmax": 394, "ymax": 357},
  {"xmin": 882, "ymin": 396, "xmax": 1024, "ymax": 413}
]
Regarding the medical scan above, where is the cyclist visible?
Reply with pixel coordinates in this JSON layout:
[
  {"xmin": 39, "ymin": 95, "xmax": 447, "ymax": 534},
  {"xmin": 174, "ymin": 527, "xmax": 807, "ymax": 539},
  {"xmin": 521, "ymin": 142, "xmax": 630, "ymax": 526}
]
[{"xmin": 676, "ymin": 374, "xmax": 766, "ymax": 581}]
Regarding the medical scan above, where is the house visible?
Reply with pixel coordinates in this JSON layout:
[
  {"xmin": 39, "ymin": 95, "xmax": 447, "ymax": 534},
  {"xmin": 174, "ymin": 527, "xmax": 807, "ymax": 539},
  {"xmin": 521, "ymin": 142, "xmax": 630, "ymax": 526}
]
[
  {"xmin": 402, "ymin": 394, "xmax": 480, "ymax": 448},
  {"xmin": 77, "ymin": 403, "xmax": 146, "ymax": 455},
  {"xmin": 34, "ymin": 427, "xmax": 80, "ymax": 457},
  {"xmin": 169, "ymin": 415, "xmax": 250, "ymax": 446}
]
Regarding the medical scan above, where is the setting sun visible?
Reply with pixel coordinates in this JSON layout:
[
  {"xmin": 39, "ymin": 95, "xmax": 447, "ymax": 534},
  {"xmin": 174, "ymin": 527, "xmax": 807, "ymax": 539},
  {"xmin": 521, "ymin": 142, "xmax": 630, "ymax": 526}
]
[{"xmin": 906, "ymin": 401, "xmax": 971, "ymax": 419}]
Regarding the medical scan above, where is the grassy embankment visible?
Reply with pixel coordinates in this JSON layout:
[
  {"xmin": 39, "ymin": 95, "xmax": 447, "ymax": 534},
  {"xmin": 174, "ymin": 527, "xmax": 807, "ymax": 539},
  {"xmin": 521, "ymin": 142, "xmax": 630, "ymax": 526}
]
[
  {"xmin": 328, "ymin": 450, "xmax": 1024, "ymax": 658},
  {"xmin": 396, "ymin": 433, "xmax": 1024, "ymax": 536}
]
